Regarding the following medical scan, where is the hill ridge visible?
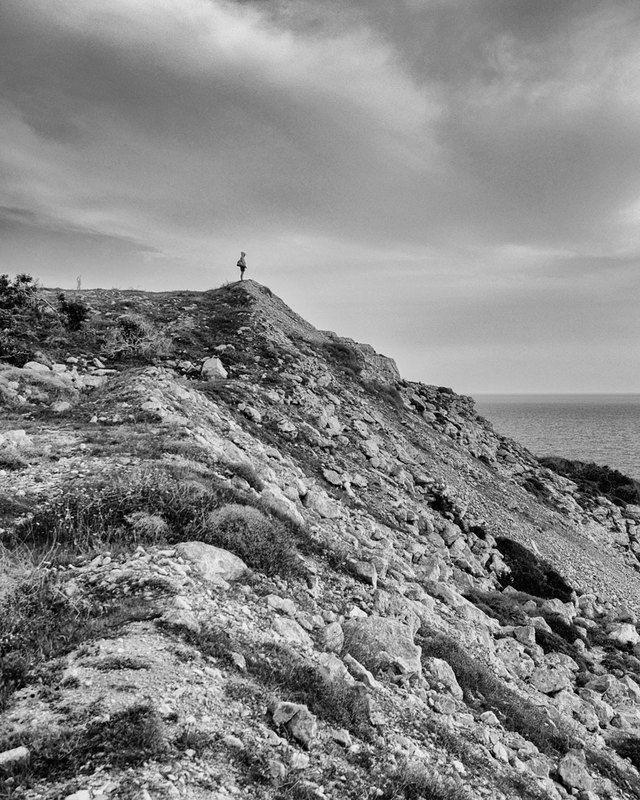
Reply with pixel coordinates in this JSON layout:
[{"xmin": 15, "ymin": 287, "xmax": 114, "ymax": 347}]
[{"xmin": 2, "ymin": 280, "xmax": 640, "ymax": 799}]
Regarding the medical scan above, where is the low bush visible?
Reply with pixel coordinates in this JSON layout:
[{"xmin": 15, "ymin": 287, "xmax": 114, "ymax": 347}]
[
  {"xmin": 102, "ymin": 312, "xmax": 172, "ymax": 361},
  {"xmin": 0, "ymin": 447, "xmax": 28, "ymax": 471},
  {"xmin": 364, "ymin": 380, "xmax": 405, "ymax": 412},
  {"xmin": 419, "ymin": 629, "xmax": 573, "ymax": 757},
  {"xmin": 57, "ymin": 292, "xmax": 90, "ymax": 331},
  {"xmin": 611, "ymin": 736, "xmax": 640, "ymax": 771},
  {"xmin": 463, "ymin": 588, "xmax": 528, "ymax": 627},
  {"xmin": 541, "ymin": 456, "xmax": 640, "ymax": 507},
  {"xmin": 322, "ymin": 340, "xmax": 363, "ymax": 378},
  {"xmin": 193, "ymin": 503, "xmax": 301, "ymax": 577},
  {"xmin": 7, "ymin": 466, "xmax": 304, "ymax": 578},
  {"xmin": 222, "ymin": 460, "xmax": 265, "ymax": 491},
  {"xmin": 463, "ymin": 588, "xmax": 588, "ymax": 665},
  {"xmin": 495, "ymin": 537, "xmax": 574, "ymax": 601}
]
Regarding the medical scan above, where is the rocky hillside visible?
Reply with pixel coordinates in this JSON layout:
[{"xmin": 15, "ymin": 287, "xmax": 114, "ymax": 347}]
[{"xmin": 2, "ymin": 280, "xmax": 640, "ymax": 800}]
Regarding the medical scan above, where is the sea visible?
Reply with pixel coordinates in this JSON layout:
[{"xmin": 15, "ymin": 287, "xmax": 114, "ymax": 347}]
[{"xmin": 474, "ymin": 394, "xmax": 640, "ymax": 482}]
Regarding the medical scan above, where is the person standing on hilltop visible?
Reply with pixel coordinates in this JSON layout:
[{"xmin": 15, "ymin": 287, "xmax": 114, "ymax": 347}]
[{"xmin": 237, "ymin": 252, "xmax": 247, "ymax": 281}]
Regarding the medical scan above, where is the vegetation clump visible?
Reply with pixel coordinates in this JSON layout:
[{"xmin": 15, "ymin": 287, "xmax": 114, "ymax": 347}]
[
  {"xmin": 419, "ymin": 628, "xmax": 574, "ymax": 757},
  {"xmin": 494, "ymin": 537, "xmax": 574, "ymax": 601},
  {"xmin": 322, "ymin": 340, "xmax": 363, "ymax": 378},
  {"xmin": 102, "ymin": 312, "xmax": 171, "ymax": 361},
  {"xmin": 0, "ymin": 549, "xmax": 159, "ymax": 709},
  {"xmin": 6, "ymin": 465, "xmax": 304, "ymax": 578},
  {"xmin": 540, "ymin": 456, "xmax": 640, "ymax": 507},
  {"xmin": 0, "ymin": 274, "xmax": 91, "ymax": 364}
]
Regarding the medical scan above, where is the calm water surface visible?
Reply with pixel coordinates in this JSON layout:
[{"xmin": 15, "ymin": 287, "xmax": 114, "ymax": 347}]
[{"xmin": 474, "ymin": 394, "xmax": 640, "ymax": 481}]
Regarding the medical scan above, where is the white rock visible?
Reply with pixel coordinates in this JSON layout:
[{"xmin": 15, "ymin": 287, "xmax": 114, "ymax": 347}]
[
  {"xmin": 0, "ymin": 746, "xmax": 30, "ymax": 769},
  {"xmin": 201, "ymin": 356, "xmax": 228, "ymax": 380},
  {"xmin": 272, "ymin": 617, "xmax": 314, "ymax": 648},
  {"xmin": 23, "ymin": 361, "xmax": 50, "ymax": 372},
  {"xmin": 175, "ymin": 541, "xmax": 248, "ymax": 585}
]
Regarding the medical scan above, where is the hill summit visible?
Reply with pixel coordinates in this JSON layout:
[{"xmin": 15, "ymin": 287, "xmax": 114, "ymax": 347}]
[{"xmin": 2, "ymin": 279, "xmax": 640, "ymax": 800}]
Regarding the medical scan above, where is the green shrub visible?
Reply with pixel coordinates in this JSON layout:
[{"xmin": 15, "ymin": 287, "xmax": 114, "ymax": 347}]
[
  {"xmin": 463, "ymin": 588, "xmax": 528, "ymax": 627},
  {"xmin": 223, "ymin": 460, "xmax": 265, "ymax": 491},
  {"xmin": 364, "ymin": 380, "xmax": 405, "ymax": 411},
  {"xmin": 463, "ymin": 588, "xmax": 588, "ymax": 665},
  {"xmin": 7, "ymin": 467, "xmax": 235, "ymax": 550},
  {"xmin": 0, "ymin": 273, "xmax": 38, "ymax": 310},
  {"xmin": 495, "ymin": 537, "xmax": 573, "ymax": 601},
  {"xmin": 0, "ymin": 274, "xmax": 50, "ymax": 364},
  {"xmin": 7, "ymin": 467, "xmax": 304, "ymax": 578},
  {"xmin": 611, "ymin": 736, "xmax": 640, "ymax": 771},
  {"xmin": 0, "ymin": 447, "xmax": 28, "ymax": 471}
]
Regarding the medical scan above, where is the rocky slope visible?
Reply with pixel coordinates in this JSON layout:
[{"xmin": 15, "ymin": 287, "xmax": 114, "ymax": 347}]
[{"xmin": 2, "ymin": 280, "xmax": 640, "ymax": 800}]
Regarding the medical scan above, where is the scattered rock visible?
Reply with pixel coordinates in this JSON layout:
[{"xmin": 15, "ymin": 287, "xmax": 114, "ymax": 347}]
[{"xmin": 271, "ymin": 702, "xmax": 318, "ymax": 748}]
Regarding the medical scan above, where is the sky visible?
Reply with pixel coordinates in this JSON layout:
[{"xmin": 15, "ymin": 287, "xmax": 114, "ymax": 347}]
[{"xmin": 1, "ymin": 0, "xmax": 640, "ymax": 393}]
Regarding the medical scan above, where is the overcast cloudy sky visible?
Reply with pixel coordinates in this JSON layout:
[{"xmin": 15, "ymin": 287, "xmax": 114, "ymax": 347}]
[{"xmin": 1, "ymin": 0, "xmax": 639, "ymax": 393}]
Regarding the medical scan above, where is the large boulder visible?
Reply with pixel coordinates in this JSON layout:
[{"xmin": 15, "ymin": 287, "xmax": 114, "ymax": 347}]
[
  {"xmin": 607, "ymin": 623, "xmax": 640, "ymax": 647},
  {"xmin": 495, "ymin": 638, "xmax": 535, "ymax": 680},
  {"xmin": 342, "ymin": 616, "xmax": 422, "ymax": 676},
  {"xmin": 423, "ymin": 657, "xmax": 463, "ymax": 699},
  {"xmin": 201, "ymin": 356, "xmax": 228, "ymax": 380},
  {"xmin": 529, "ymin": 665, "xmax": 573, "ymax": 695},
  {"xmin": 557, "ymin": 751, "xmax": 594, "ymax": 792},
  {"xmin": 271, "ymin": 702, "xmax": 318, "ymax": 749},
  {"xmin": 175, "ymin": 541, "xmax": 248, "ymax": 585}
]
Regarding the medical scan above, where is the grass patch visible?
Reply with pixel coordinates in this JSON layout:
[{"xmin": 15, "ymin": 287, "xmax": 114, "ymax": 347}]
[
  {"xmin": 587, "ymin": 747, "xmax": 640, "ymax": 800},
  {"xmin": 363, "ymin": 380, "xmax": 405, "ymax": 412},
  {"xmin": 0, "ymin": 701, "xmax": 167, "ymax": 789},
  {"xmin": 0, "ymin": 551, "xmax": 161, "ymax": 709},
  {"xmin": 377, "ymin": 761, "xmax": 470, "ymax": 800},
  {"xmin": 611, "ymin": 736, "xmax": 640, "ymax": 771},
  {"xmin": 189, "ymin": 631, "xmax": 372, "ymax": 742},
  {"xmin": 222, "ymin": 460, "xmax": 265, "ymax": 491},
  {"xmin": 6, "ymin": 465, "xmax": 305, "ymax": 577},
  {"xmin": 419, "ymin": 628, "xmax": 574, "ymax": 758},
  {"xmin": 463, "ymin": 588, "xmax": 588, "ymax": 664},
  {"xmin": 248, "ymin": 642, "xmax": 372, "ymax": 741}
]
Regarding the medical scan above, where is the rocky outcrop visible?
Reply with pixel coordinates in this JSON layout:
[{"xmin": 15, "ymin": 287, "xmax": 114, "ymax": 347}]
[{"xmin": 2, "ymin": 281, "xmax": 640, "ymax": 800}]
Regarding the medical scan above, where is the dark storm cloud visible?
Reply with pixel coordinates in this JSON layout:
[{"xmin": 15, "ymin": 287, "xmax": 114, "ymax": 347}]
[{"xmin": 1, "ymin": 0, "xmax": 639, "ymax": 390}]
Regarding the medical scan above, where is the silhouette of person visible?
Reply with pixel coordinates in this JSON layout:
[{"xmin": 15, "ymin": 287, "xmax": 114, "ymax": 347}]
[{"xmin": 237, "ymin": 252, "xmax": 247, "ymax": 281}]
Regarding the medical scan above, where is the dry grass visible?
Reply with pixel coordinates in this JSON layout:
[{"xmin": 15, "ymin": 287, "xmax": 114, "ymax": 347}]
[
  {"xmin": 0, "ymin": 546, "xmax": 159, "ymax": 709},
  {"xmin": 419, "ymin": 627, "xmax": 574, "ymax": 758}
]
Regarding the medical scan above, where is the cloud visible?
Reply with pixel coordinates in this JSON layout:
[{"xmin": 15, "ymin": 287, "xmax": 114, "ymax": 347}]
[
  {"xmin": 0, "ymin": 0, "xmax": 441, "ymax": 255},
  {"xmin": 1, "ymin": 0, "xmax": 639, "ymax": 391}
]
